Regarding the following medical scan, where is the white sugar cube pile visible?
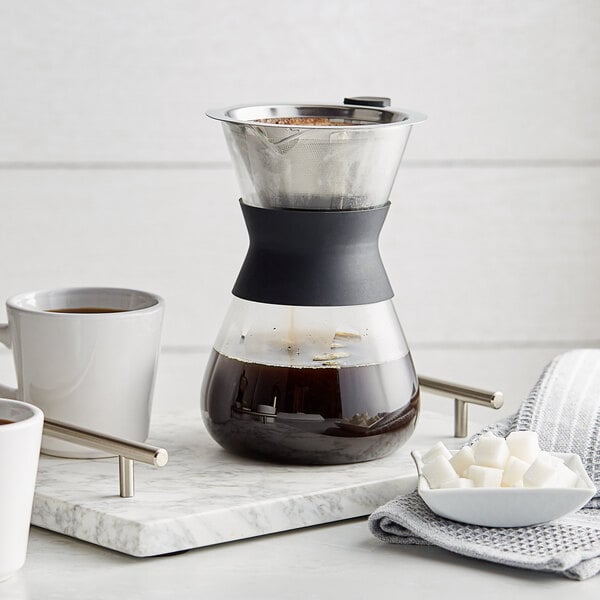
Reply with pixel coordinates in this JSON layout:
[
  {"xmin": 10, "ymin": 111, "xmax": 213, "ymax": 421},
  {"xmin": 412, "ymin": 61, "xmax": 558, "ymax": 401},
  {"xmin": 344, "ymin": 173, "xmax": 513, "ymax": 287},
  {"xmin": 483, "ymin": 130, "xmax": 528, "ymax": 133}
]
[{"xmin": 419, "ymin": 431, "xmax": 581, "ymax": 490}]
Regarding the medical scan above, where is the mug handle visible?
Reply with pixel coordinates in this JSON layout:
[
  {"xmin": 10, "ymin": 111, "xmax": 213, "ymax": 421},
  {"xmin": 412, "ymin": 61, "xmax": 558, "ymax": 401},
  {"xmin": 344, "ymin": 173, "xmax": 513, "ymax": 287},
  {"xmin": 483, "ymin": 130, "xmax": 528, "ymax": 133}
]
[{"xmin": 0, "ymin": 323, "xmax": 18, "ymax": 399}]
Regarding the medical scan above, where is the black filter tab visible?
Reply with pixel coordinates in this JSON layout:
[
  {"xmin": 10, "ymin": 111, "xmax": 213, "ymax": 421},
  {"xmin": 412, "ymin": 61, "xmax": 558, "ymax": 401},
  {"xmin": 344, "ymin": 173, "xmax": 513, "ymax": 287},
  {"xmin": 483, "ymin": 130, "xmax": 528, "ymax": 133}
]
[{"xmin": 343, "ymin": 96, "xmax": 391, "ymax": 108}]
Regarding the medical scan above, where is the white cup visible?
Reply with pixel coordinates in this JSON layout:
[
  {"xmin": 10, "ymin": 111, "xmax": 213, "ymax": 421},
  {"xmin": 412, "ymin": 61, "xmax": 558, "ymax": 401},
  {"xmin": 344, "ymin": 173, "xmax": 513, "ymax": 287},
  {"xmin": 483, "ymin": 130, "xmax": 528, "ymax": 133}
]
[
  {"xmin": 0, "ymin": 399, "xmax": 43, "ymax": 582},
  {"xmin": 0, "ymin": 287, "xmax": 164, "ymax": 458}
]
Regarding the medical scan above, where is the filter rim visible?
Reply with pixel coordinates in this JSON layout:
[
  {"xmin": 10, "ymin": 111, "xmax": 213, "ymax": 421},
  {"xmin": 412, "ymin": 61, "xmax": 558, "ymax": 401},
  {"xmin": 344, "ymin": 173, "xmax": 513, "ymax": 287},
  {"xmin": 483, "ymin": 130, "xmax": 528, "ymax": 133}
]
[{"xmin": 206, "ymin": 103, "xmax": 427, "ymax": 130}]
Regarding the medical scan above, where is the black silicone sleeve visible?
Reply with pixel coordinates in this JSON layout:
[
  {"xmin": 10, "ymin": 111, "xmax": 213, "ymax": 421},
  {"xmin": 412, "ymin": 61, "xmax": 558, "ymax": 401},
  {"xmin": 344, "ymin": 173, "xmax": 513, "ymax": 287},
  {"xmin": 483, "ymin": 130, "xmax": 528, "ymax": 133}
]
[{"xmin": 232, "ymin": 200, "xmax": 394, "ymax": 306}]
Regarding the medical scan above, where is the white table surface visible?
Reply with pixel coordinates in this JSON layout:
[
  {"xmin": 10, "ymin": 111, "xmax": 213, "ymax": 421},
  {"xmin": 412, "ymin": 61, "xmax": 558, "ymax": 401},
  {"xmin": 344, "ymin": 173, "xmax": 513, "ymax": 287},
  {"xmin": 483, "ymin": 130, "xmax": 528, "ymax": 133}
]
[
  {"xmin": 4, "ymin": 517, "xmax": 600, "ymax": 600},
  {"xmin": 3, "ymin": 354, "xmax": 600, "ymax": 599}
]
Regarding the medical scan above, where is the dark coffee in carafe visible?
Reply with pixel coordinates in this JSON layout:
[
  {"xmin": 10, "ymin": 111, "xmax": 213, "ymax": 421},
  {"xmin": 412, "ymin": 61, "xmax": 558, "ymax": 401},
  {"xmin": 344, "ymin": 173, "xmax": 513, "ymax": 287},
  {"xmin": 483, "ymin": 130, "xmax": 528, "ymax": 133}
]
[{"xmin": 202, "ymin": 350, "xmax": 419, "ymax": 465}]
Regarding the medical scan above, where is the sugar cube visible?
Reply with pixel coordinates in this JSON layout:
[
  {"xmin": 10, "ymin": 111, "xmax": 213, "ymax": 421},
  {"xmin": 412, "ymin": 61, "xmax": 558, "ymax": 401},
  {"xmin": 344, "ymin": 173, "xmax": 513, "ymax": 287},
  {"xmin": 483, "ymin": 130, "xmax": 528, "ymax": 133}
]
[
  {"xmin": 466, "ymin": 465, "xmax": 503, "ymax": 488},
  {"xmin": 523, "ymin": 452, "xmax": 564, "ymax": 488},
  {"xmin": 472, "ymin": 435, "xmax": 510, "ymax": 469},
  {"xmin": 422, "ymin": 441, "xmax": 452, "ymax": 464},
  {"xmin": 553, "ymin": 463, "xmax": 579, "ymax": 488},
  {"xmin": 449, "ymin": 446, "xmax": 475, "ymax": 477},
  {"xmin": 506, "ymin": 431, "xmax": 541, "ymax": 464},
  {"xmin": 440, "ymin": 477, "xmax": 475, "ymax": 489},
  {"xmin": 501, "ymin": 456, "xmax": 530, "ymax": 487},
  {"xmin": 422, "ymin": 455, "xmax": 459, "ymax": 489}
]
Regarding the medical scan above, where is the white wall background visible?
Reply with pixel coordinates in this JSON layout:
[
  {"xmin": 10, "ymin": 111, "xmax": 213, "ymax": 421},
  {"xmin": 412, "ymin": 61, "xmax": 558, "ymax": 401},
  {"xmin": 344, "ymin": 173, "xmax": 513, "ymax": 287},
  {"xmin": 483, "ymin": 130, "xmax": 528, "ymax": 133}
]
[{"xmin": 1, "ymin": 0, "xmax": 599, "ymax": 420}]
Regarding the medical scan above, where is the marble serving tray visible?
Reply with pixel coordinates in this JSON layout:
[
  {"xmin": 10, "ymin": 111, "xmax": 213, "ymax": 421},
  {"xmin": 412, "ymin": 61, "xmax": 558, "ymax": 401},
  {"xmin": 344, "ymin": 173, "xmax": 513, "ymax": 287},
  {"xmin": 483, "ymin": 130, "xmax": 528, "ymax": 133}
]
[{"xmin": 31, "ymin": 409, "xmax": 463, "ymax": 557}]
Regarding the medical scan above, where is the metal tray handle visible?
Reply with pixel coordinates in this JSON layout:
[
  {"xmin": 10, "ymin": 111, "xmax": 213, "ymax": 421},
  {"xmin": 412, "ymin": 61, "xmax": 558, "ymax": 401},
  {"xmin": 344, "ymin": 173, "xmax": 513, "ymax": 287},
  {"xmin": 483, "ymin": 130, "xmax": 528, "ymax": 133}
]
[
  {"xmin": 43, "ymin": 418, "xmax": 168, "ymax": 498},
  {"xmin": 418, "ymin": 375, "xmax": 504, "ymax": 438}
]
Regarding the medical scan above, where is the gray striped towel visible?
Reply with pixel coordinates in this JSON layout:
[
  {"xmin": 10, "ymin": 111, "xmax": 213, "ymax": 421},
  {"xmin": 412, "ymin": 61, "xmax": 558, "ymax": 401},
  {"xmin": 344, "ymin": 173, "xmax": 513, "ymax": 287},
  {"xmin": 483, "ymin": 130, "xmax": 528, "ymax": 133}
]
[{"xmin": 369, "ymin": 349, "xmax": 600, "ymax": 580}]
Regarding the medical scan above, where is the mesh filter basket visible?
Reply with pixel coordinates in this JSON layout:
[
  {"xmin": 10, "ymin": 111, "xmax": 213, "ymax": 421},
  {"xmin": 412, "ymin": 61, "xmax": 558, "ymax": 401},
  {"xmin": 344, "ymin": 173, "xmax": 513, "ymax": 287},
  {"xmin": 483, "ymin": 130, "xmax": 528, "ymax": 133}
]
[{"xmin": 207, "ymin": 101, "xmax": 426, "ymax": 210}]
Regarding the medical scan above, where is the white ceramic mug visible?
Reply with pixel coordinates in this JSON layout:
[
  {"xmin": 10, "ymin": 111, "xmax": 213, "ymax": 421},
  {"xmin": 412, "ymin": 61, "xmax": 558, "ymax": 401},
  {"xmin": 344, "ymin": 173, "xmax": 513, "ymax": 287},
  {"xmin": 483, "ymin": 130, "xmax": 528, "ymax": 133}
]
[
  {"xmin": 0, "ymin": 399, "xmax": 43, "ymax": 582},
  {"xmin": 0, "ymin": 288, "xmax": 164, "ymax": 458}
]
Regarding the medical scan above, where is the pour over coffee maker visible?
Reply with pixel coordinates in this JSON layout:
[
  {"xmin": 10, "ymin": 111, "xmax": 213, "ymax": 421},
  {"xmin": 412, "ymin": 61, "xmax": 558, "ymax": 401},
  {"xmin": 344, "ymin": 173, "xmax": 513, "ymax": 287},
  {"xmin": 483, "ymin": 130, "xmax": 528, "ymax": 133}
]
[{"xmin": 202, "ymin": 98, "xmax": 426, "ymax": 464}]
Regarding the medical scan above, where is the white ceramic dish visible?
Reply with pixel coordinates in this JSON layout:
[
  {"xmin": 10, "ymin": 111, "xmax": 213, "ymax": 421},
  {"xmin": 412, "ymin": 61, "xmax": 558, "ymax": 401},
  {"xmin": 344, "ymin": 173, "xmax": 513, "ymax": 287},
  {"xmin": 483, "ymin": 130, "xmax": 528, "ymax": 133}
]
[{"xmin": 411, "ymin": 450, "xmax": 596, "ymax": 527}]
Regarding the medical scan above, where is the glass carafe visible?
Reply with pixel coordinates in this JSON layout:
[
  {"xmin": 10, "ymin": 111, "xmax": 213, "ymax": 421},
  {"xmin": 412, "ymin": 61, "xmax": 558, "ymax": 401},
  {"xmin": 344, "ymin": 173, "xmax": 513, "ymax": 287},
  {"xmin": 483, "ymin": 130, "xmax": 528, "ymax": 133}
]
[
  {"xmin": 202, "ymin": 299, "xmax": 419, "ymax": 464},
  {"xmin": 202, "ymin": 99, "xmax": 426, "ymax": 464}
]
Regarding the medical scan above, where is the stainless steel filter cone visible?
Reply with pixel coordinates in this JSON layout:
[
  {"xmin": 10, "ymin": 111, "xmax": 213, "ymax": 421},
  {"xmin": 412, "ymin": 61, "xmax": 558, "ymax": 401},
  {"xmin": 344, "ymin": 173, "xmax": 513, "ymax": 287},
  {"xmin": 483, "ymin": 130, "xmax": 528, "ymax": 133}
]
[{"xmin": 207, "ymin": 100, "xmax": 426, "ymax": 210}]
